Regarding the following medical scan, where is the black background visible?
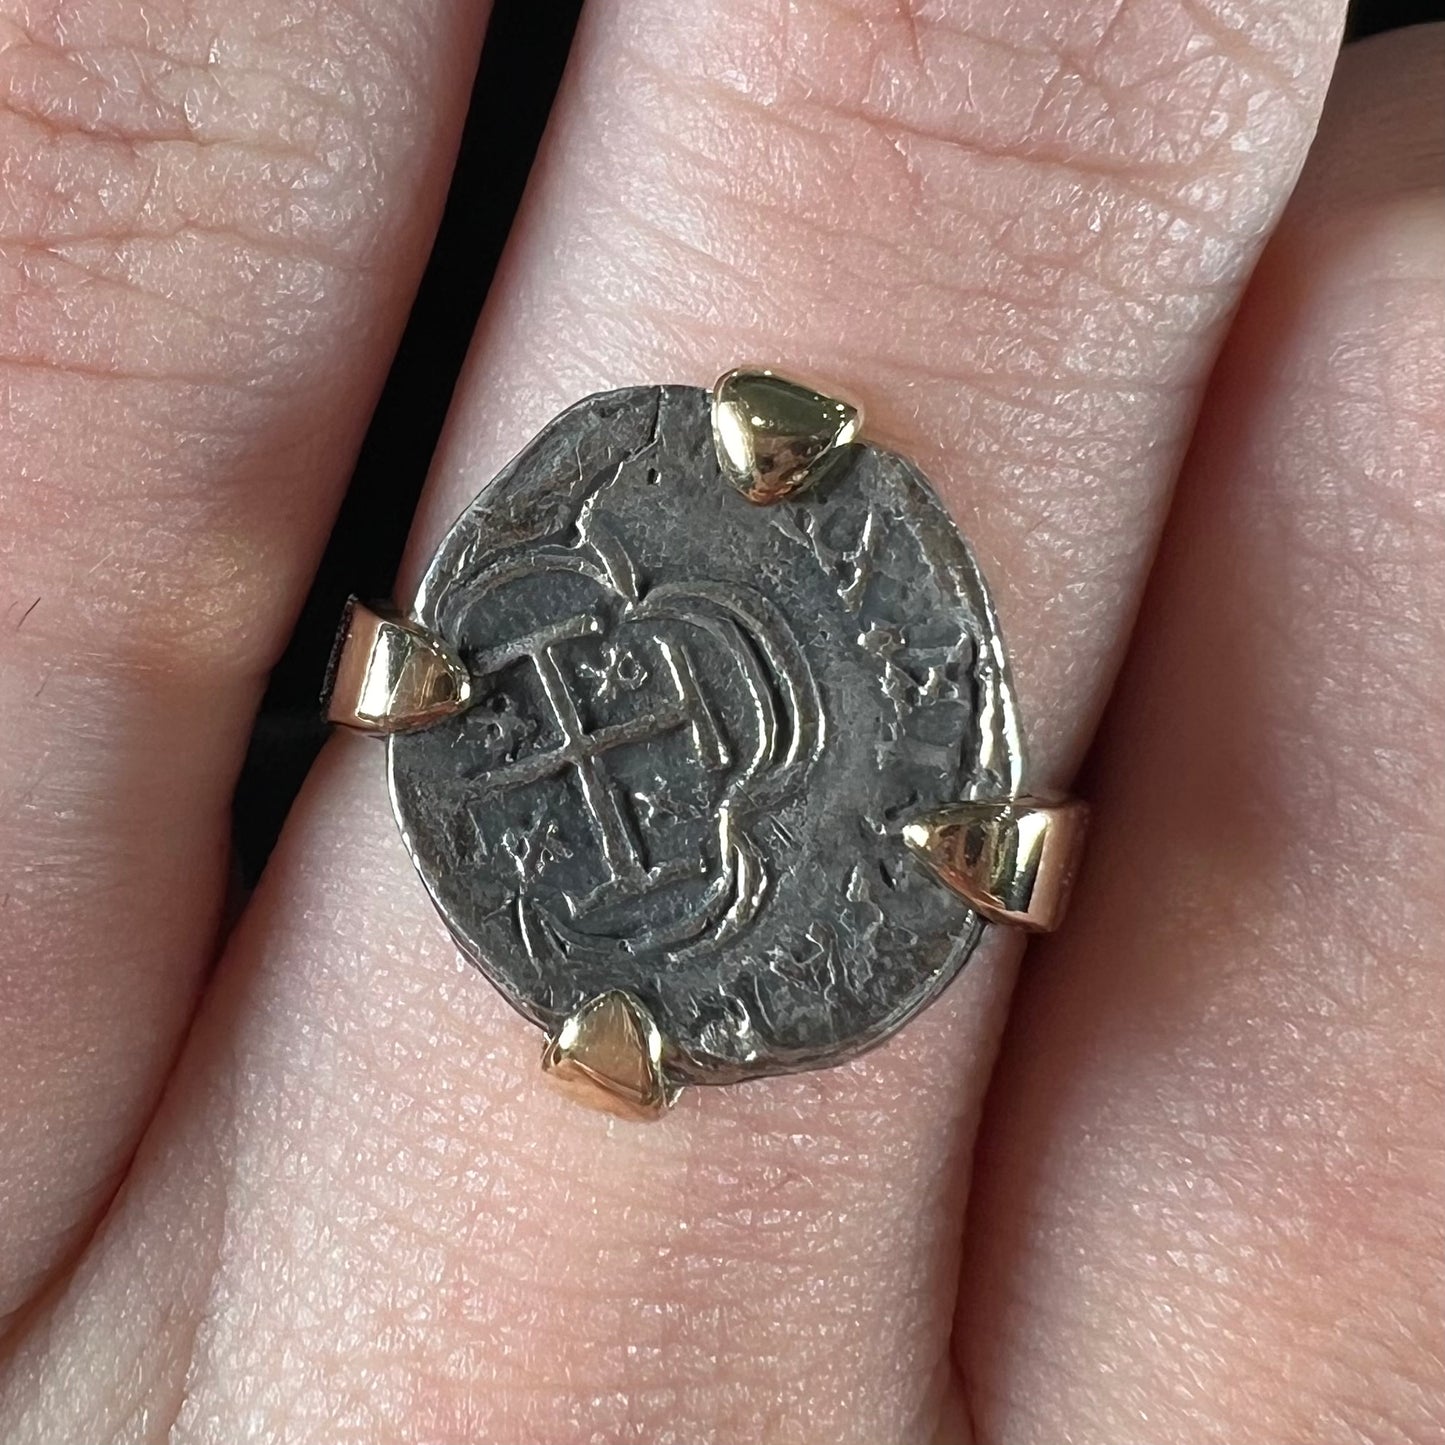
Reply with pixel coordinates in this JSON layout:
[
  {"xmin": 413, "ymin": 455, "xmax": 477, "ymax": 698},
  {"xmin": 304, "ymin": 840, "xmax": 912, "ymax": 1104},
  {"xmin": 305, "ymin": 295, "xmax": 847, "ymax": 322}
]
[{"xmin": 233, "ymin": 0, "xmax": 1445, "ymax": 885}]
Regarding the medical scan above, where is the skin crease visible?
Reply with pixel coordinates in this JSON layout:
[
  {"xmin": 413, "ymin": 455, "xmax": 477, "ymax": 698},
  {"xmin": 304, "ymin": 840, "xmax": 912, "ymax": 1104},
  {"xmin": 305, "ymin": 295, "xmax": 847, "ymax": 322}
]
[{"xmin": 0, "ymin": 2, "xmax": 1438, "ymax": 1443}]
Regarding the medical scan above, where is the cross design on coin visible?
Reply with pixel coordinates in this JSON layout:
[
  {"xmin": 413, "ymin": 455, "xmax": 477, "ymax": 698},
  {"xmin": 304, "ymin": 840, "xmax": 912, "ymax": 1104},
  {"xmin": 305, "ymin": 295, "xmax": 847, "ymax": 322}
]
[{"xmin": 464, "ymin": 608, "xmax": 730, "ymax": 918}]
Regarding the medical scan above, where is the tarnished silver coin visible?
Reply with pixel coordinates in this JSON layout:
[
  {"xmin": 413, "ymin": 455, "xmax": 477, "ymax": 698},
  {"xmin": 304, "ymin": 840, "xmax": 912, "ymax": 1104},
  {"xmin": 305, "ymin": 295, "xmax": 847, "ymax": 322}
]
[
  {"xmin": 330, "ymin": 372, "xmax": 1087, "ymax": 1115},
  {"xmin": 386, "ymin": 384, "xmax": 1021, "ymax": 1085}
]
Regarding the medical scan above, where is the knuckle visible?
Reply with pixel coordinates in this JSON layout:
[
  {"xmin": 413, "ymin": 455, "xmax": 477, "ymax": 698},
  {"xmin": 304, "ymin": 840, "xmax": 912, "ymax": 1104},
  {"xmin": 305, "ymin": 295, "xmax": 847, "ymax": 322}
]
[
  {"xmin": 0, "ymin": 4, "xmax": 435, "ymax": 385},
  {"xmin": 552, "ymin": 0, "xmax": 1339, "ymax": 479},
  {"xmin": 607, "ymin": 0, "xmax": 1335, "ymax": 253},
  {"xmin": 0, "ymin": 5, "xmax": 443, "ymax": 684}
]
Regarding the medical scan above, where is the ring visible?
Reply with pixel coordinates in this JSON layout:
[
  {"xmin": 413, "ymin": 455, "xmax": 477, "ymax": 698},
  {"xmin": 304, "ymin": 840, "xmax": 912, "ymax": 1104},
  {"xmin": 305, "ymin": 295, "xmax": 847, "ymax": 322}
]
[{"xmin": 325, "ymin": 369, "xmax": 1087, "ymax": 1119}]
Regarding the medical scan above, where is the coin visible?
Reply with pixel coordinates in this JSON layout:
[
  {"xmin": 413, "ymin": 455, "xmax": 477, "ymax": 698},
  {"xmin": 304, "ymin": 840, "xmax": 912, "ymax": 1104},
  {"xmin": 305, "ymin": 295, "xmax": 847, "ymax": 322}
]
[{"xmin": 389, "ymin": 385, "xmax": 1018, "ymax": 1083}]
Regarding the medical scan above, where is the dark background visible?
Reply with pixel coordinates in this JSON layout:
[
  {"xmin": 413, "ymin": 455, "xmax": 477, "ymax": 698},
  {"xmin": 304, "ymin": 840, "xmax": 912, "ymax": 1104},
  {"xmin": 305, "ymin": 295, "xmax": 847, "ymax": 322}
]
[{"xmin": 233, "ymin": 0, "xmax": 1445, "ymax": 885}]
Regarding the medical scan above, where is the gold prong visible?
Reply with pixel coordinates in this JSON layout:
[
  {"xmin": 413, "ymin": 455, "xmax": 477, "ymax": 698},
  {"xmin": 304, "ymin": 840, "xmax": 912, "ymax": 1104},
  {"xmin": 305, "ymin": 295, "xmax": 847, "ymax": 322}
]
[
  {"xmin": 711, "ymin": 367, "xmax": 862, "ymax": 505},
  {"xmin": 903, "ymin": 796, "xmax": 1088, "ymax": 933},
  {"xmin": 541, "ymin": 990, "xmax": 680, "ymax": 1121},
  {"xmin": 325, "ymin": 599, "xmax": 473, "ymax": 735}
]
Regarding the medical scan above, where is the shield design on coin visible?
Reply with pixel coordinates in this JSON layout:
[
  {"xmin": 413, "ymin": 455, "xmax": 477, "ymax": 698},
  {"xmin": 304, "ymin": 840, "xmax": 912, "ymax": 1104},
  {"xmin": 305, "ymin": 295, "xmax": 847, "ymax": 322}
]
[
  {"xmin": 390, "ymin": 385, "xmax": 1019, "ymax": 1084},
  {"xmin": 435, "ymin": 510, "xmax": 821, "ymax": 969}
]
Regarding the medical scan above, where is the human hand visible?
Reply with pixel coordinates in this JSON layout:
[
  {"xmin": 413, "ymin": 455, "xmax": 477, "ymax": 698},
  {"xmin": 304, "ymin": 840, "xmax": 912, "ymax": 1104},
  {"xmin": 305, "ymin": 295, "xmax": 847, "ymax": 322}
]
[{"xmin": 0, "ymin": 3, "xmax": 1441, "ymax": 1441}]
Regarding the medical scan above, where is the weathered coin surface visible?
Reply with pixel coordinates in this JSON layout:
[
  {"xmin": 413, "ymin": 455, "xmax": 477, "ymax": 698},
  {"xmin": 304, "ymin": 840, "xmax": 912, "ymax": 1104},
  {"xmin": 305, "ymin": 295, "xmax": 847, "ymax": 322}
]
[{"xmin": 390, "ymin": 385, "xmax": 1017, "ymax": 1083}]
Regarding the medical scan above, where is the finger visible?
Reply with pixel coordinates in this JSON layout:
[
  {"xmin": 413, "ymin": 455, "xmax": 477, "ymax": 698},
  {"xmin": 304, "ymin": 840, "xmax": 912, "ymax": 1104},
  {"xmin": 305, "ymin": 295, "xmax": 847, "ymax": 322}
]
[
  {"xmin": 959, "ymin": 26, "xmax": 1445, "ymax": 1444},
  {"xmin": 0, "ymin": 1, "xmax": 489, "ymax": 1319},
  {"xmin": 0, "ymin": 0, "xmax": 1345, "ymax": 1439}
]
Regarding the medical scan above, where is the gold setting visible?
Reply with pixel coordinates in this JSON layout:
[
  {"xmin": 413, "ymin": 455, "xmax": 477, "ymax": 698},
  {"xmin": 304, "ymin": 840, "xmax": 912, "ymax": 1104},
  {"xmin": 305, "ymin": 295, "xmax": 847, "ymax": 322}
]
[
  {"xmin": 326, "ymin": 369, "xmax": 1093, "ymax": 1123},
  {"xmin": 902, "ymin": 797, "xmax": 1088, "ymax": 933},
  {"xmin": 711, "ymin": 367, "xmax": 861, "ymax": 505},
  {"xmin": 540, "ymin": 990, "xmax": 680, "ymax": 1121},
  {"xmin": 325, "ymin": 599, "xmax": 473, "ymax": 735}
]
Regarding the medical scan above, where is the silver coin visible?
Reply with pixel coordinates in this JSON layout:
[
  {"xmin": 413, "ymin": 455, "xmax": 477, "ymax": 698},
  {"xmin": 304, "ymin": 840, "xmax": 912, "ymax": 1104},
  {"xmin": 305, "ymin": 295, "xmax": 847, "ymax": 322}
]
[{"xmin": 389, "ymin": 385, "xmax": 1018, "ymax": 1084}]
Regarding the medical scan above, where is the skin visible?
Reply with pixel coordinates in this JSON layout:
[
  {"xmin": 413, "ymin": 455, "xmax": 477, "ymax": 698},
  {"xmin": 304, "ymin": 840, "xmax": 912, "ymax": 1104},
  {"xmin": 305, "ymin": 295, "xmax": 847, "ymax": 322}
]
[{"xmin": 0, "ymin": 2, "xmax": 1439, "ymax": 1441}]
